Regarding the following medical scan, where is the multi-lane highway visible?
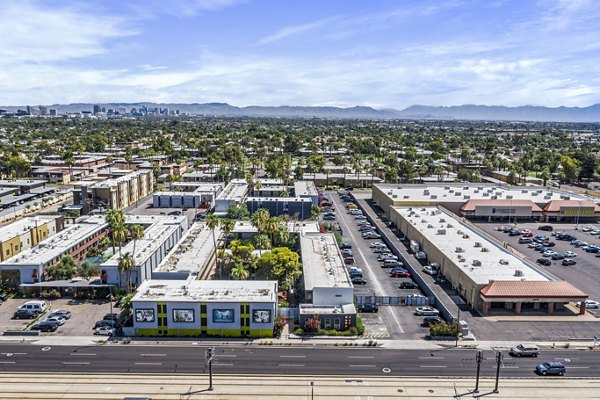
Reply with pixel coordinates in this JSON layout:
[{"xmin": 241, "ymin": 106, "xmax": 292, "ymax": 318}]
[{"xmin": 0, "ymin": 344, "xmax": 597, "ymax": 377}]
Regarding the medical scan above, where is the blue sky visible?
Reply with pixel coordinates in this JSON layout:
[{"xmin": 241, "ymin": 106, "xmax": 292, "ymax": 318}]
[{"xmin": 1, "ymin": 0, "xmax": 599, "ymax": 108}]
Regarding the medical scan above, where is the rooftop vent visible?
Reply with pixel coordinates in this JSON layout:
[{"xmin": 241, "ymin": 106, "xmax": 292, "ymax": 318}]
[
  {"xmin": 481, "ymin": 247, "xmax": 489, "ymax": 252},
  {"xmin": 455, "ymin": 247, "xmax": 464, "ymax": 253},
  {"xmin": 499, "ymin": 259, "xmax": 509, "ymax": 265},
  {"xmin": 462, "ymin": 234, "xmax": 470, "ymax": 239},
  {"xmin": 514, "ymin": 269, "xmax": 523, "ymax": 277},
  {"xmin": 430, "ymin": 195, "xmax": 437, "ymax": 199},
  {"xmin": 474, "ymin": 242, "xmax": 481, "ymax": 247},
  {"xmin": 437, "ymin": 229, "xmax": 446, "ymax": 235},
  {"xmin": 472, "ymin": 260, "xmax": 481, "ymax": 266}
]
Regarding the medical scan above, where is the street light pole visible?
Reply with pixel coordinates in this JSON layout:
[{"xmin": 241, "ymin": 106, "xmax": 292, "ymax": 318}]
[
  {"xmin": 205, "ymin": 347, "xmax": 215, "ymax": 391},
  {"xmin": 493, "ymin": 351, "xmax": 503, "ymax": 393},
  {"xmin": 474, "ymin": 350, "xmax": 483, "ymax": 393},
  {"xmin": 310, "ymin": 381, "xmax": 314, "ymax": 400}
]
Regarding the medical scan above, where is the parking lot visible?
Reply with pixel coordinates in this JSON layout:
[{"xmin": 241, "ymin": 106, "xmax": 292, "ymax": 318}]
[
  {"xmin": 0, "ymin": 298, "xmax": 119, "ymax": 336},
  {"xmin": 324, "ymin": 190, "xmax": 438, "ymax": 340},
  {"xmin": 477, "ymin": 221, "xmax": 600, "ymax": 313}
]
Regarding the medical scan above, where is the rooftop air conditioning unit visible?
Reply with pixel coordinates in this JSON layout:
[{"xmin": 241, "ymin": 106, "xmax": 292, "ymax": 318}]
[
  {"xmin": 457, "ymin": 230, "xmax": 463, "ymax": 235},
  {"xmin": 491, "ymin": 196, "xmax": 497, "ymax": 199},
  {"xmin": 437, "ymin": 229, "xmax": 446, "ymax": 235},
  {"xmin": 431, "ymin": 195, "xmax": 437, "ymax": 199},
  {"xmin": 447, "ymin": 223, "xmax": 453, "ymax": 228},
  {"xmin": 481, "ymin": 247, "xmax": 489, "ymax": 252},
  {"xmin": 514, "ymin": 269, "xmax": 523, "ymax": 277},
  {"xmin": 392, "ymin": 195, "xmax": 398, "ymax": 198},
  {"xmin": 474, "ymin": 242, "xmax": 481, "ymax": 247},
  {"xmin": 464, "ymin": 195, "xmax": 470, "ymax": 199},
  {"xmin": 404, "ymin": 195, "xmax": 409, "ymax": 199},
  {"xmin": 455, "ymin": 247, "xmax": 464, "ymax": 253},
  {"xmin": 506, "ymin": 195, "xmax": 513, "ymax": 199},
  {"xmin": 427, "ymin": 224, "xmax": 434, "ymax": 228},
  {"xmin": 463, "ymin": 234, "xmax": 470, "ymax": 239},
  {"xmin": 472, "ymin": 260, "xmax": 481, "ymax": 266},
  {"xmin": 444, "ymin": 186, "xmax": 450, "ymax": 190},
  {"xmin": 424, "ymin": 190, "xmax": 430, "ymax": 195},
  {"xmin": 499, "ymin": 259, "xmax": 509, "ymax": 265}
]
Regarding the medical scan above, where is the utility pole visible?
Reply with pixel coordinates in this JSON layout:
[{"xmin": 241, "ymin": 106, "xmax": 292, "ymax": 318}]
[
  {"xmin": 455, "ymin": 308, "xmax": 461, "ymax": 347},
  {"xmin": 310, "ymin": 381, "xmax": 314, "ymax": 400},
  {"xmin": 474, "ymin": 350, "xmax": 483, "ymax": 393},
  {"xmin": 493, "ymin": 351, "xmax": 502, "ymax": 393},
  {"xmin": 205, "ymin": 347, "xmax": 215, "ymax": 391}
]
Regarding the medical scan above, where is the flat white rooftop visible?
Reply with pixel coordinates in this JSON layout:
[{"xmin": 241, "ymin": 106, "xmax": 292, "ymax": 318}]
[
  {"xmin": 301, "ymin": 233, "xmax": 351, "ymax": 291},
  {"xmin": 155, "ymin": 222, "xmax": 218, "ymax": 273},
  {"xmin": 133, "ymin": 279, "xmax": 278, "ymax": 302},
  {"xmin": 0, "ymin": 216, "xmax": 61, "ymax": 243},
  {"xmin": 246, "ymin": 197, "xmax": 313, "ymax": 203},
  {"xmin": 377, "ymin": 183, "xmax": 587, "ymax": 203},
  {"xmin": 216, "ymin": 180, "xmax": 248, "ymax": 201},
  {"xmin": 233, "ymin": 220, "xmax": 320, "ymax": 235},
  {"xmin": 294, "ymin": 181, "xmax": 318, "ymax": 197},
  {"xmin": 94, "ymin": 170, "xmax": 149, "ymax": 189},
  {"xmin": 393, "ymin": 206, "xmax": 549, "ymax": 285},
  {"xmin": 299, "ymin": 303, "xmax": 356, "ymax": 315},
  {"xmin": 1, "ymin": 218, "xmax": 107, "ymax": 266}
]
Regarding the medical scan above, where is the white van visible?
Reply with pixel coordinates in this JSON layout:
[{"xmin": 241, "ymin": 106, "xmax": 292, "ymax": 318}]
[{"xmin": 18, "ymin": 300, "xmax": 48, "ymax": 313}]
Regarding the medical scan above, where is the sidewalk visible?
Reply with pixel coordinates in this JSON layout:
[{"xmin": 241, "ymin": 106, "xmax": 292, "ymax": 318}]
[
  {"xmin": 0, "ymin": 372, "xmax": 599, "ymax": 399},
  {"xmin": 1, "ymin": 335, "xmax": 598, "ymax": 352}
]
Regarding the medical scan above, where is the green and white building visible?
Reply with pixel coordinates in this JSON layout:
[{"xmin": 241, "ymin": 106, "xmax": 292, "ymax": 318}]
[{"xmin": 131, "ymin": 279, "xmax": 278, "ymax": 337}]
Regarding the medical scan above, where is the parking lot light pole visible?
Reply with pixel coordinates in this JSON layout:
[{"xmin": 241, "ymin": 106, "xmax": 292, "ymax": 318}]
[
  {"xmin": 493, "ymin": 351, "xmax": 503, "ymax": 393},
  {"xmin": 474, "ymin": 350, "xmax": 483, "ymax": 393}
]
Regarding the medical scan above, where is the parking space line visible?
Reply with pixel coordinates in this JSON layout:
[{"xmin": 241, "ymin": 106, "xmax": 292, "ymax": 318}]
[
  {"xmin": 134, "ymin": 362, "xmax": 163, "ymax": 365},
  {"xmin": 278, "ymin": 363, "xmax": 305, "ymax": 367},
  {"xmin": 279, "ymin": 355, "xmax": 306, "ymax": 358},
  {"xmin": 418, "ymin": 356, "xmax": 445, "ymax": 359},
  {"xmin": 140, "ymin": 353, "xmax": 167, "ymax": 357},
  {"xmin": 348, "ymin": 356, "xmax": 375, "ymax": 359},
  {"xmin": 348, "ymin": 364, "xmax": 376, "ymax": 368},
  {"xmin": 70, "ymin": 353, "xmax": 96, "ymax": 356},
  {"xmin": 420, "ymin": 365, "xmax": 447, "ymax": 368},
  {"xmin": 62, "ymin": 362, "xmax": 90, "ymax": 365},
  {"xmin": 0, "ymin": 361, "xmax": 16, "ymax": 364}
]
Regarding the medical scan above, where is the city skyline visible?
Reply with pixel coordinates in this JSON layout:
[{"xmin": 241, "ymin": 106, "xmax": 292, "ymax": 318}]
[{"xmin": 1, "ymin": 0, "xmax": 599, "ymax": 108}]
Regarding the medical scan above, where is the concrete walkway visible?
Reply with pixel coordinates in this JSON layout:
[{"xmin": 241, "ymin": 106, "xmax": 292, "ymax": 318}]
[{"xmin": 0, "ymin": 372, "xmax": 598, "ymax": 399}]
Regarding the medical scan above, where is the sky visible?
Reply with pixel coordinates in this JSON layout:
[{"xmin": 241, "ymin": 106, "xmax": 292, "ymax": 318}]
[{"xmin": 0, "ymin": 0, "xmax": 599, "ymax": 109}]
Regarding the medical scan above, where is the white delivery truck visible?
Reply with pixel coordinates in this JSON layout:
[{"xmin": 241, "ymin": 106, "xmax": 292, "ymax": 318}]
[{"xmin": 410, "ymin": 240, "xmax": 420, "ymax": 254}]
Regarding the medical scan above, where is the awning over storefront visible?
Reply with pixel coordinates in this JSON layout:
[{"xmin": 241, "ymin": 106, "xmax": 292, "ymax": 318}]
[{"xmin": 480, "ymin": 280, "xmax": 587, "ymax": 301}]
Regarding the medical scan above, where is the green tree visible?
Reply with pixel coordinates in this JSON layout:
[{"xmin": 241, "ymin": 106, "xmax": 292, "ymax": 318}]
[
  {"xmin": 560, "ymin": 155, "xmax": 581, "ymax": 184},
  {"xmin": 118, "ymin": 252, "xmax": 135, "ymax": 292},
  {"xmin": 250, "ymin": 208, "xmax": 270, "ymax": 255},
  {"xmin": 78, "ymin": 260, "xmax": 98, "ymax": 280},
  {"xmin": 128, "ymin": 224, "xmax": 144, "ymax": 258},
  {"xmin": 256, "ymin": 247, "xmax": 302, "ymax": 291},
  {"xmin": 47, "ymin": 256, "xmax": 77, "ymax": 281},
  {"xmin": 231, "ymin": 261, "xmax": 249, "ymax": 280}
]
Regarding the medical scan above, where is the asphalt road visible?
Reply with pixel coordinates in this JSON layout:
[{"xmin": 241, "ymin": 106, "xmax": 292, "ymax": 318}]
[{"xmin": 0, "ymin": 344, "xmax": 597, "ymax": 378}]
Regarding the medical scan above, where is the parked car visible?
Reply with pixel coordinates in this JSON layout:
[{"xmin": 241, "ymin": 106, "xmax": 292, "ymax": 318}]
[
  {"xmin": 357, "ymin": 304, "xmax": 378, "ymax": 313},
  {"xmin": 551, "ymin": 253, "xmax": 564, "ymax": 260},
  {"xmin": 537, "ymin": 258, "xmax": 552, "ymax": 266},
  {"xmin": 576, "ymin": 300, "xmax": 600, "ymax": 309},
  {"xmin": 351, "ymin": 277, "xmax": 367, "ymax": 285},
  {"xmin": 510, "ymin": 343, "xmax": 539, "ymax": 357},
  {"xmin": 370, "ymin": 242, "xmax": 385, "ymax": 248},
  {"xmin": 349, "ymin": 266, "xmax": 363, "ymax": 274},
  {"xmin": 542, "ymin": 249, "xmax": 558, "ymax": 257},
  {"xmin": 339, "ymin": 242, "xmax": 352, "ymax": 249},
  {"xmin": 519, "ymin": 237, "xmax": 533, "ymax": 244},
  {"xmin": 415, "ymin": 251, "xmax": 427, "ymax": 260},
  {"xmin": 362, "ymin": 233, "xmax": 381, "ymax": 239},
  {"xmin": 563, "ymin": 251, "xmax": 577, "ymax": 258},
  {"xmin": 44, "ymin": 316, "xmax": 66, "ymax": 326},
  {"xmin": 414, "ymin": 306, "xmax": 440, "ymax": 316},
  {"xmin": 103, "ymin": 313, "xmax": 120, "ymax": 321},
  {"xmin": 522, "ymin": 232, "xmax": 533, "ymax": 238},
  {"xmin": 422, "ymin": 316, "xmax": 443, "ymax": 327},
  {"xmin": 30, "ymin": 321, "xmax": 59, "ymax": 332},
  {"xmin": 541, "ymin": 241, "xmax": 555, "ymax": 247},
  {"xmin": 399, "ymin": 281, "xmax": 419, "ymax": 289},
  {"xmin": 341, "ymin": 250, "xmax": 353, "ymax": 258},
  {"xmin": 48, "ymin": 310, "xmax": 71, "ymax": 319},
  {"xmin": 344, "ymin": 257, "xmax": 356, "ymax": 265},
  {"xmin": 581, "ymin": 226, "xmax": 594, "ymax": 232},
  {"xmin": 533, "ymin": 235, "xmax": 548, "ymax": 242},
  {"xmin": 382, "ymin": 260, "xmax": 403, "ymax": 268},
  {"xmin": 423, "ymin": 265, "xmax": 438, "ymax": 275},
  {"xmin": 323, "ymin": 215, "xmax": 336, "ymax": 221},
  {"xmin": 538, "ymin": 225, "xmax": 553, "ymax": 231},
  {"xmin": 508, "ymin": 230, "xmax": 521, "ymax": 236},
  {"xmin": 535, "ymin": 361, "xmax": 566, "ymax": 376},
  {"xmin": 18, "ymin": 300, "xmax": 48, "ymax": 313},
  {"xmin": 562, "ymin": 259, "xmax": 576, "ymax": 266},
  {"xmin": 390, "ymin": 270, "xmax": 411, "ymax": 278},
  {"xmin": 12, "ymin": 309, "xmax": 39, "ymax": 319},
  {"xmin": 94, "ymin": 320, "xmax": 120, "ymax": 329},
  {"xmin": 94, "ymin": 326, "xmax": 116, "ymax": 336}
]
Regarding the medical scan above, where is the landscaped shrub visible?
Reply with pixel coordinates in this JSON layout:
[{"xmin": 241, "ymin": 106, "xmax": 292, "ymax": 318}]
[{"xmin": 430, "ymin": 322, "xmax": 458, "ymax": 337}]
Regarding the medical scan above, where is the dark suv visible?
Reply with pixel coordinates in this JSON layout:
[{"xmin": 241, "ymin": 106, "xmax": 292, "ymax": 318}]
[
  {"xmin": 535, "ymin": 361, "xmax": 566, "ymax": 376},
  {"xmin": 12, "ymin": 309, "xmax": 39, "ymax": 319},
  {"xmin": 538, "ymin": 225, "xmax": 553, "ymax": 231},
  {"xmin": 30, "ymin": 321, "xmax": 59, "ymax": 332},
  {"xmin": 357, "ymin": 304, "xmax": 378, "ymax": 313},
  {"xmin": 399, "ymin": 281, "xmax": 419, "ymax": 289}
]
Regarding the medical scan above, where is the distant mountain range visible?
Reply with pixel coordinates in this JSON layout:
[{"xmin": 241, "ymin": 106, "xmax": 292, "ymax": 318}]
[{"xmin": 3, "ymin": 102, "xmax": 600, "ymax": 122}]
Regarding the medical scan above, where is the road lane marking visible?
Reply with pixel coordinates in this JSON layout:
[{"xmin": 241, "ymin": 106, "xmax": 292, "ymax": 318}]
[
  {"xmin": 2, "ymin": 353, "xmax": 26, "ymax": 355},
  {"xmin": 140, "ymin": 353, "xmax": 167, "ymax": 357},
  {"xmin": 219, "ymin": 355, "xmax": 237, "ymax": 358},
  {"xmin": 279, "ymin": 355, "xmax": 306, "ymax": 358},
  {"xmin": 215, "ymin": 363, "xmax": 234, "ymax": 366},
  {"xmin": 349, "ymin": 364, "xmax": 376, "ymax": 368},
  {"xmin": 62, "ymin": 362, "xmax": 90, "ymax": 365},
  {"xmin": 278, "ymin": 363, "xmax": 305, "ymax": 367},
  {"xmin": 419, "ymin": 356, "xmax": 444, "ymax": 360},
  {"xmin": 348, "ymin": 356, "xmax": 375, "ymax": 359},
  {"xmin": 0, "ymin": 361, "xmax": 16, "ymax": 364},
  {"xmin": 502, "ymin": 366, "xmax": 519, "ymax": 369},
  {"xmin": 70, "ymin": 353, "xmax": 96, "ymax": 356},
  {"xmin": 134, "ymin": 362, "xmax": 163, "ymax": 365},
  {"xmin": 568, "ymin": 366, "xmax": 590, "ymax": 369},
  {"xmin": 419, "ymin": 365, "xmax": 447, "ymax": 368}
]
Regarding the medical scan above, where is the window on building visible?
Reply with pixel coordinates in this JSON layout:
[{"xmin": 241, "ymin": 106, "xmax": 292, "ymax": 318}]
[{"xmin": 324, "ymin": 318, "xmax": 332, "ymax": 329}]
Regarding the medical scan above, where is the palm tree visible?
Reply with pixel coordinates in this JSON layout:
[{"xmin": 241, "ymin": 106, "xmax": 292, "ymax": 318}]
[
  {"xmin": 264, "ymin": 217, "xmax": 280, "ymax": 249},
  {"xmin": 118, "ymin": 252, "xmax": 135, "ymax": 292},
  {"xmin": 129, "ymin": 224, "xmax": 144, "ymax": 258},
  {"xmin": 231, "ymin": 261, "xmax": 249, "ymax": 280},
  {"xmin": 219, "ymin": 218, "xmax": 235, "ymax": 245},
  {"xmin": 105, "ymin": 209, "xmax": 125, "ymax": 254},
  {"xmin": 206, "ymin": 214, "xmax": 220, "ymax": 275},
  {"xmin": 112, "ymin": 224, "xmax": 128, "ymax": 258},
  {"xmin": 250, "ymin": 208, "xmax": 270, "ymax": 256}
]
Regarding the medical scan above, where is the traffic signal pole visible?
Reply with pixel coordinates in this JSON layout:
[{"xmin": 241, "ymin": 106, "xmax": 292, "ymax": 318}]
[{"xmin": 474, "ymin": 350, "xmax": 483, "ymax": 393}]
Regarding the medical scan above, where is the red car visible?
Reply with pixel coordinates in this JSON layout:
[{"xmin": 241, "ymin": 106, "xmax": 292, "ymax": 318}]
[
  {"xmin": 390, "ymin": 270, "xmax": 411, "ymax": 278},
  {"xmin": 522, "ymin": 232, "xmax": 533, "ymax": 238},
  {"xmin": 344, "ymin": 257, "xmax": 356, "ymax": 265}
]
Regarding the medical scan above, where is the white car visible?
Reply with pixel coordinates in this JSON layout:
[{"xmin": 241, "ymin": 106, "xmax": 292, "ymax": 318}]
[
  {"xmin": 370, "ymin": 242, "xmax": 385, "ymax": 248},
  {"xmin": 543, "ymin": 250, "xmax": 557, "ymax": 257},
  {"xmin": 44, "ymin": 316, "xmax": 66, "ymax": 326},
  {"xmin": 576, "ymin": 300, "xmax": 600, "ymax": 309},
  {"xmin": 564, "ymin": 251, "xmax": 577, "ymax": 258},
  {"xmin": 94, "ymin": 326, "xmax": 116, "ymax": 335},
  {"xmin": 423, "ymin": 265, "xmax": 438, "ymax": 275},
  {"xmin": 414, "ymin": 306, "xmax": 440, "ymax": 316},
  {"xmin": 582, "ymin": 226, "xmax": 594, "ymax": 232},
  {"xmin": 591, "ymin": 230, "xmax": 600, "ymax": 236}
]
